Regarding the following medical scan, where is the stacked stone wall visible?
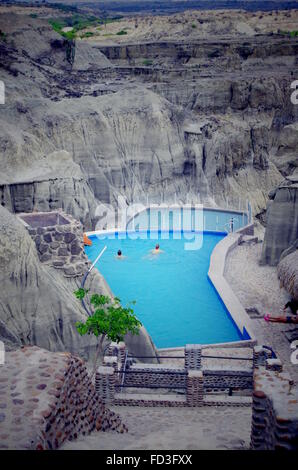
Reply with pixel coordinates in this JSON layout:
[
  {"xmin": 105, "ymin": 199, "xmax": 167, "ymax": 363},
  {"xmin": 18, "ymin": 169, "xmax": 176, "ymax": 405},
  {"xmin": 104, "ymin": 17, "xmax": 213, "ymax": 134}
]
[
  {"xmin": 251, "ymin": 367, "xmax": 298, "ymax": 450},
  {"xmin": 0, "ymin": 346, "xmax": 127, "ymax": 450},
  {"xmin": 203, "ymin": 370, "xmax": 253, "ymax": 391},
  {"xmin": 124, "ymin": 365, "xmax": 187, "ymax": 388},
  {"xmin": 18, "ymin": 210, "xmax": 89, "ymax": 277}
]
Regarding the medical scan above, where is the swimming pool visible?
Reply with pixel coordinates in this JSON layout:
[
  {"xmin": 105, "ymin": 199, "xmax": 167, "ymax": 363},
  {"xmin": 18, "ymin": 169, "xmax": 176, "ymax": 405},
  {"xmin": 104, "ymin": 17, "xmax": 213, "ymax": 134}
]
[{"xmin": 85, "ymin": 229, "xmax": 246, "ymax": 348}]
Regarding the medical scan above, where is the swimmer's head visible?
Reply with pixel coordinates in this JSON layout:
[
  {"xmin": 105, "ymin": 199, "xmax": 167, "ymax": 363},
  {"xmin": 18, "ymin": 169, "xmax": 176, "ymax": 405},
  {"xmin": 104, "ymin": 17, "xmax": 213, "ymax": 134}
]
[
  {"xmin": 155, "ymin": 244, "xmax": 160, "ymax": 250},
  {"xmin": 117, "ymin": 250, "xmax": 122, "ymax": 256}
]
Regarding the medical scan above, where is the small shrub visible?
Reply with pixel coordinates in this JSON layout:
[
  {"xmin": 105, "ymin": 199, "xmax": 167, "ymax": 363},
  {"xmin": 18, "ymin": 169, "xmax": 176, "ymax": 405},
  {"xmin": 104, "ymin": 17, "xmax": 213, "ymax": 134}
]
[
  {"xmin": 30, "ymin": 13, "xmax": 38, "ymax": 19},
  {"xmin": 191, "ymin": 23, "xmax": 197, "ymax": 29},
  {"xmin": 74, "ymin": 288, "xmax": 141, "ymax": 377},
  {"xmin": 63, "ymin": 30, "xmax": 76, "ymax": 40},
  {"xmin": 0, "ymin": 30, "xmax": 6, "ymax": 42},
  {"xmin": 80, "ymin": 32, "xmax": 95, "ymax": 39},
  {"xmin": 116, "ymin": 30, "xmax": 128, "ymax": 36}
]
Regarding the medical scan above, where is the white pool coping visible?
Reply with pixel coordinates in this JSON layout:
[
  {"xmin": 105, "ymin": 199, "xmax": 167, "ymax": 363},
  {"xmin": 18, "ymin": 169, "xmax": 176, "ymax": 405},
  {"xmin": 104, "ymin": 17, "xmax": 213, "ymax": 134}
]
[
  {"xmin": 85, "ymin": 204, "xmax": 249, "ymax": 237},
  {"xmin": 207, "ymin": 224, "xmax": 256, "ymax": 345}
]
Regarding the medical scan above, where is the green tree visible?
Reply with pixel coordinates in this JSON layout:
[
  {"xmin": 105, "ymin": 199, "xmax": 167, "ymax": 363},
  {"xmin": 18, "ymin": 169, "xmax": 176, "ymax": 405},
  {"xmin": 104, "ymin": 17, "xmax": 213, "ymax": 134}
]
[{"xmin": 74, "ymin": 288, "xmax": 141, "ymax": 377}]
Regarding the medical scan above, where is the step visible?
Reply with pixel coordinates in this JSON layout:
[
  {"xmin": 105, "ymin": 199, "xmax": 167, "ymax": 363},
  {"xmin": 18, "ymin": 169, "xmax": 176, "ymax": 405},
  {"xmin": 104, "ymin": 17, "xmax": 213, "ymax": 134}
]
[
  {"xmin": 114, "ymin": 392, "xmax": 187, "ymax": 407},
  {"xmin": 201, "ymin": 347, "xmax": 253, "ymax": 371},
  {"xmin": 129, "ymin": 363, "xmax": 185, "ymax": 371},
  {"xmin": 203, "ymin": 395, "xmax": 252, "ymax": 407},
  {"xmin": 239, "ymin": 235, "xmax": 258, "ymax": 245}
]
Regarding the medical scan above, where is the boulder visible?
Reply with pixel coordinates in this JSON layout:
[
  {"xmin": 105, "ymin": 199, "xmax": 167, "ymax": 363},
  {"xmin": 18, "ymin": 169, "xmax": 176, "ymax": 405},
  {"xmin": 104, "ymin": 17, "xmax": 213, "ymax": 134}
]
[
  {"xmin": 260, "ymin": 172, "xmax": 298, "ymax": 266},
  {"xmin": 278, "ymin": 250, "xmax": 298, "ymax": 301}
]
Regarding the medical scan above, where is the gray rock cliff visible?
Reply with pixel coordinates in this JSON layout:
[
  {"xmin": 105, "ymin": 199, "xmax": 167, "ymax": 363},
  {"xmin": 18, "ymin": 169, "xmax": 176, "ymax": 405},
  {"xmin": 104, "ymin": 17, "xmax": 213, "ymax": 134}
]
[
  {"xmin": 0, "ymin": 12, "xmax": 297, "ymax": 229},
  {"xmin": 0, "ymin": 205, "xmax": 157, "ymax": 359},
  {"xmin": 260, "ymin": 171, "xmax": 298, "ymax": 266},
  {"xmin": 278, "ymin": 250, "xmax": 298, "ymax": 301}
]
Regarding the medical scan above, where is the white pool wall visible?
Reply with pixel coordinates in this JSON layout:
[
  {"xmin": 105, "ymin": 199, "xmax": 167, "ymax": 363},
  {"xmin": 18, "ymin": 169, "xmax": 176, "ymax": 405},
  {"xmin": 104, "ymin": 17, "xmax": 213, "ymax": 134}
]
[{"xmin": 207, "ymin": 223, "xmax": 256, "ymax": 346}]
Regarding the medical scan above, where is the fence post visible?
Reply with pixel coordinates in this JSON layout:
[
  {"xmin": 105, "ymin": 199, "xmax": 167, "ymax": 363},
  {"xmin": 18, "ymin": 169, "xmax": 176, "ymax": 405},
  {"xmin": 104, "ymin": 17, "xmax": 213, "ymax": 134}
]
[
  {"xmin": 107, "ymin": 341, "xmax": 127, "ymax": 369},
  {"xmin": 265, "ymin": 358, "xmax": 283, "ymax": 372},
  {"xmin": 186, "ymin": 370, "xmax": 204, "ymax": 407},
  {"xmin": 253, "ymin": 346, "xmax": 272, "ymax": 369},
  {"xmin": 95, "ymin": 366, "xmax": 115, "ymax": 404},
  {"xmin": 118, "ymin": 342, "xmax": 126, "ymax": 369},
  {"xmin": 103, "ymin": 355, "xmax": 118, "ymax": 370},
  {"xmin": 185, "ymin": 344, "xmax": 202, "ymax": 370}
]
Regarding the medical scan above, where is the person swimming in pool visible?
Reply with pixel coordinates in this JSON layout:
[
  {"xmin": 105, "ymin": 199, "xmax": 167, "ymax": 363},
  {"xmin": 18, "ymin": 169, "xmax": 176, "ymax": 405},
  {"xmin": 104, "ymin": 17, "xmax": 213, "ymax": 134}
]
[
  {"xmin": 115, "ymin": 249, "xmax": 126, "ymax": 260},
  {"xmin": 150, "ymin": 244, "xmax": 164, "ymax": 255}
]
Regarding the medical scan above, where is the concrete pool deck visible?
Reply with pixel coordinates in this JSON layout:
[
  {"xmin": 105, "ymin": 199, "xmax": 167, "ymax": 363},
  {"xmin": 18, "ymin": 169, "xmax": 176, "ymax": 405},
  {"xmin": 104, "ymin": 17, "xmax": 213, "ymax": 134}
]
[
  {"xmin": 225, "ymin": 242, "xmax": 298, "ymax": 385},
  {"xmin": 208, "ymin": 226, "xmax": 256, "ymax": 346}
]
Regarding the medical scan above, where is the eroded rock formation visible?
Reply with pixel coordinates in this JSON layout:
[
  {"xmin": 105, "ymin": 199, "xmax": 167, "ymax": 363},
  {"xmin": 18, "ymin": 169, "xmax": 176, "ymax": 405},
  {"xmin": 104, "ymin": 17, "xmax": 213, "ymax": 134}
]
[
  {"xmin": 0, "ymin": 11, "xmax": 297, "ymax": 230},
  {"xmin": 278, "ymin": 250, "xmax": 298, "ymax": 301},
  {"xmin": 0, "ymin": 205, "xmax": 157, "ymax": 359},
  {"xmin": 261, "ymin": 171, "xmax": 298, "ymax": 265}
]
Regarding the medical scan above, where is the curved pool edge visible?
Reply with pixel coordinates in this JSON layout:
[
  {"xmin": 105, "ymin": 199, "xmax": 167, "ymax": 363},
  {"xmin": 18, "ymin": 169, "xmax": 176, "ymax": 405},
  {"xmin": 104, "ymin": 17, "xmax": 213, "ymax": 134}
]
[
  {"xmin": 85, "ymin": 223, "xmax": 256, "ymax": 349},
  {"xmin": 207, "ymin": 223, "xmax": 256, "ymax": 347}
]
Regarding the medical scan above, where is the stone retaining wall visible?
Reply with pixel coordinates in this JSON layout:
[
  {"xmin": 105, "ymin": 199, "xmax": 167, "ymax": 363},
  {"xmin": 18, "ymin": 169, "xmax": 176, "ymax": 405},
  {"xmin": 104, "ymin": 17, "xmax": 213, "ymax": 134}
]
[
  {"xmin": 0, "ymin": 346, "xmax": 127, "ymax": 449},
  {"xmin": 124, "ymin": 365, "xmax": 187, "ymax": 388},
  {"xmin": 250, "ymin": 367, "xmax": 298, "ymax": 450},
  {"xmin": 203, "ymin": 370, "xmax": 253, "ymax": 391},
  {"xmin": 18, "ymin": 210, "xmax": 89, "ymax": 277},
  {"xmin": 113, "ymin": 394, "xmax": 187, "ymax": 407},
  {"xmin": 95, "ymin": 360, "xmax": 253, "ymax": 408}
]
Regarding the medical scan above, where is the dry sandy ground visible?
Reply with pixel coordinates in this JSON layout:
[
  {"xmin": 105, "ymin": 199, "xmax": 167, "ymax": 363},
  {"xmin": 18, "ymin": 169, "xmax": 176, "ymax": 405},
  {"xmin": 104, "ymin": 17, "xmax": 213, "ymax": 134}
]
[
  {"xmin": 225, "ymin": 241, "xmax": 298, "ymax": 384},
  {"xmin": 80, "ymin": 9, "xmax": 298, "ymax": 44},
  {"xmin": 62, "ymin": 405, "xmax": 252, "ymax": 450}
]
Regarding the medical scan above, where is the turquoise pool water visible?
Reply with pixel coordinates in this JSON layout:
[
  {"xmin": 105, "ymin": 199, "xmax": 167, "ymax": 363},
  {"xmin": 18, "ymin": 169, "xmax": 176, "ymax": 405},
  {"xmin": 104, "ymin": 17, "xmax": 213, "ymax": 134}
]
[{"xmin": 85, "ymin": 230, "xmax": 245, "ymax": 348}]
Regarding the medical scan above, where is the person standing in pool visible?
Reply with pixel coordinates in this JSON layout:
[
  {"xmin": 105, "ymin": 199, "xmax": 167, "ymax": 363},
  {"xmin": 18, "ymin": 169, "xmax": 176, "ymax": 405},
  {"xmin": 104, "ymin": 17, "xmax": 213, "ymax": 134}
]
[{"xmin": 150, "ymin": 244, "xmax": 164, "ymax": 255}]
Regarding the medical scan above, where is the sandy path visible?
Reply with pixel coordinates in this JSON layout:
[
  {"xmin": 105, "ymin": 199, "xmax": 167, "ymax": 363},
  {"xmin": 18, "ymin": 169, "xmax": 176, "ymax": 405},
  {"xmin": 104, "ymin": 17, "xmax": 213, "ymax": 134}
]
[
  {"xmin": 225, "ymin": 242, "xmax": 298, "ymax": 384},
  {"xmin": 62, "ymin": 405, "xmax": 251, "ymax": 450}
]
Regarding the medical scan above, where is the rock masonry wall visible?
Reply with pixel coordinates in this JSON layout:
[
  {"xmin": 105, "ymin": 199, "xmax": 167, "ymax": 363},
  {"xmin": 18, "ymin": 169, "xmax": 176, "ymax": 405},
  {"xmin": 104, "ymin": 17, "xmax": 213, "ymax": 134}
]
[
  {"xmin": 0, "ymin": 346, "xmax": 127, "ymax": 449},
  {"xmin": 19, "ymin": 210, "xmax": 89, "ymax": 277},
  {"xmin": 95, "ymin": 343, "xmax": 253, "ymax": 408},
  {"xmin": 251, "ymin": 367, "xmax": 298, "ymax": 450}
]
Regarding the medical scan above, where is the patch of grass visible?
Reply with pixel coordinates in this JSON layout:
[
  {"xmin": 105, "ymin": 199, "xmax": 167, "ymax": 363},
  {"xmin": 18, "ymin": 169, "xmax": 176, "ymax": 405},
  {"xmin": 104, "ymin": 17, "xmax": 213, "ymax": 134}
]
[
  {"xmin": 64, "ymin": 30, "xmax": 76, "ymax": 40},
  {"xmin": 116, "ymin": 30, "xmax": 128, "ymax": 36},
  {"xmin": 142, "ymin": 59, "xmax": 153, "ymax": 66},
  {"xmin": 50, "ymin": 3, "xmax": 78, "ymax": 14},
  {"xmin": 278, "ymin": 30, "xmax": 298, "ymax": 37},
  {"xmin": 80, "ymin": 32, "xmax": 95, "ymax": 39},
  {"xmin": 101, "ymin": 17, "xmax": 122, "ymax": 25},
  {"xmin": 0, "ymin": 29, "xmax": 7, "ymax": 42},
  {"xmin": 48, "ymin": 14, "xmax": 102, "ymax": 39}
]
